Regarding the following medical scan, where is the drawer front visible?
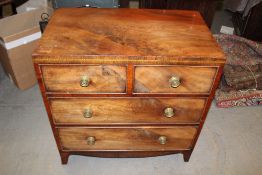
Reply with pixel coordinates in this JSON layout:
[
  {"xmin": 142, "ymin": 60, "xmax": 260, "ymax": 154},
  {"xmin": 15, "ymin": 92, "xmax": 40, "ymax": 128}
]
[
  {"xmin": 134, "ymin": 66, "xmax": 217, "ymax": 94},
  {"xmin": 50, "ymin": 98, "xmax": 206, "ymax": 124},
  {"xmin": 41, "ymin": 65, "xmax": 127, "ymax": 93},
  {"xmin": 58, "ymin": 127, "xmax": 197, "ymax": 151}
]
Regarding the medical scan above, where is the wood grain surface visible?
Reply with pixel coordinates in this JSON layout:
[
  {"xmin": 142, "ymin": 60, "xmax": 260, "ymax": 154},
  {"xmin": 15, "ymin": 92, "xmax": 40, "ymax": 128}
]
[
  {"xmin": 32, "ymin": 8, "xmax": 226, "ymax": 164},
  {"xmin": 58, "ymin": 127, "xmax": 197, "ymax": 151},
  {"xmin": 33, "ymin": 8, "xmax": 225, "ymax": 65},
  {"xmin": 41, "ymin": 65, "xmax": 126, "ymax": 93},
  {"xmin": 50, "ymin": 98, "xmax": 206, "ymax": 125},
  {"xmin": 134, "ymin": 66, "xmax": 217, "ymax": 94}
]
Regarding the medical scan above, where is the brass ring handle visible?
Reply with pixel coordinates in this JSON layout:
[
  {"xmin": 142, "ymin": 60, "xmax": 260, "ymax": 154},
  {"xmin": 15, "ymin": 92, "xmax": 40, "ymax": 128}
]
[
  {"xmin": 87, "ymin": 136, "xmax": 96, "ymax": 145},
  {"xmin": 83, "ymin": 108, "xmax": 93, "ymax": 118},
  {"xmin": 164, "ymin": 107, "xmax": 175, "ymax": 118},
  {"xmin": 80, "ymin": 76, "xmax": 90, "ymax": 87},
  {"xmin": 169, "ymin": 75, "xmax": 181, "ymax": 88},
  {"xmin": 158, "ymin": 136, "xmax": 167, "ymax": 145}
]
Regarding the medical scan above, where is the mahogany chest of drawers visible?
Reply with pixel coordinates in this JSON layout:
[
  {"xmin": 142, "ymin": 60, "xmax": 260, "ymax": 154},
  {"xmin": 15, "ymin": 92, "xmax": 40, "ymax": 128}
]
[{"xmin": 33, "ymin": 8, "xmax": 225, "ymax": 164}]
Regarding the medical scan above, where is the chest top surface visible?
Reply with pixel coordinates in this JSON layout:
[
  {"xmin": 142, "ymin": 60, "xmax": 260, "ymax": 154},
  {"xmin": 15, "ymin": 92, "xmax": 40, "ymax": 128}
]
[{"xmin": 33, "ymin": 8, "xmax": 225, "ymax": 65}]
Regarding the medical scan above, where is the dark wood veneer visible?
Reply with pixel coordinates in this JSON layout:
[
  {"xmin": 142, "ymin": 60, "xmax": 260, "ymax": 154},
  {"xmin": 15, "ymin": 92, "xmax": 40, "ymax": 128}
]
[{"xmin": 139, "ymin": 0, "xmax": 219, "ymax": 28}]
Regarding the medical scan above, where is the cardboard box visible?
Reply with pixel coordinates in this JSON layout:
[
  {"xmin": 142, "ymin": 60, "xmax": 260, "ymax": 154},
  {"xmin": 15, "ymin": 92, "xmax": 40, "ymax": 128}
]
[{"xmin": 0, "ymin": 7, "xmax": 53, "ymax": 90}]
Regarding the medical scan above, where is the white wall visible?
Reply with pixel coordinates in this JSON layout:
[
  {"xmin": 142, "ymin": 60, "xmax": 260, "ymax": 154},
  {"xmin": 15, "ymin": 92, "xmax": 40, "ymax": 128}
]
[{"xmin": 16, "ymin": 0, "xmax": 49, "ymax": 13}]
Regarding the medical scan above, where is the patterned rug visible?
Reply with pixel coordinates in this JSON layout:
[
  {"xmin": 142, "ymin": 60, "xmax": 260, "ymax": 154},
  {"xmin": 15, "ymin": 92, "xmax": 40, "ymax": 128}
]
[{"xmin": 214, "ymin": 34, "xmax": 262, "ymax": 108}]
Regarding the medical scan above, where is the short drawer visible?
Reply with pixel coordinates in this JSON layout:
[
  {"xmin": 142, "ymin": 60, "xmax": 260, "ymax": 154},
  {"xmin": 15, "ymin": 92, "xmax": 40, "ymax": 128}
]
[
  {"xmin": 134, "ymin": 66, "xmax": 217, "ymax": 94},
  {"xmin": 41, "ymin": 65, "xmax": 127, "ymax": 93},
  {"xmin": 58, "ymin": 127, "xmax": 197, "ymax": 151},
  {"xmin": 50, "ymin": 98, "xmax": 206, "ymax": 125}
]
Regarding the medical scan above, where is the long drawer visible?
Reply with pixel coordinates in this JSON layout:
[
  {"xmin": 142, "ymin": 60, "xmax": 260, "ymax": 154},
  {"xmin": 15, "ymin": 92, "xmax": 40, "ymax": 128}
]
[
  {"xmin": 41, "ymin": 65, "xmax": 127, "ymax": 93},
  {"xmin": 58, "ymin": 127, "xmax": 197, "ymax": 151},
  {"xmin": 134, "ymin": 66, "xmax": 217, "ymax": 94},
  {"xmin": 50, "ymin": 98, "xmax": 206, "ymax": 125}
]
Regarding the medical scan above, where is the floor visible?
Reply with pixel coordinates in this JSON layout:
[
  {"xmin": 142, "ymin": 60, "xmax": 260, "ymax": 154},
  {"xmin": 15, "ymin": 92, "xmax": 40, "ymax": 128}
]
[
  {"xmin": 1, "ymin": 75, "xmax": 262, "ymax": 175},
  {"xmin": 0, "ymin": 6, "xmax": 262, "ymax": 175}
]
